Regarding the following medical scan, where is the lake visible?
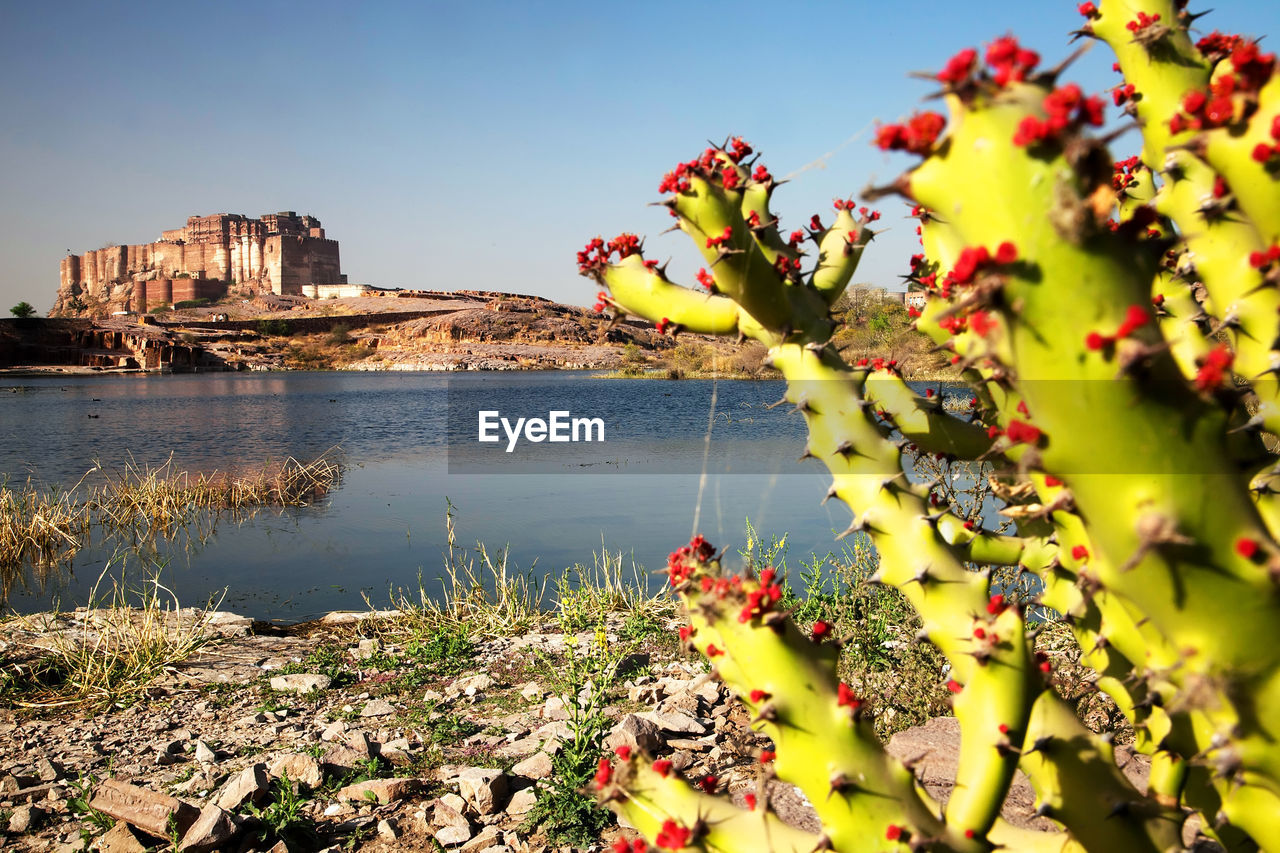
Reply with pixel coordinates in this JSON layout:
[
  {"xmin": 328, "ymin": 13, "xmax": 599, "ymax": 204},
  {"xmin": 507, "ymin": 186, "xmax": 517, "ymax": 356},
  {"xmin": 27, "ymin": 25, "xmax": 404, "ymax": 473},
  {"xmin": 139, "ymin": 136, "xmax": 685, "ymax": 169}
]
[{"xmin": 0, "ymin": 371, "xmax": 871, "ymax": 622}]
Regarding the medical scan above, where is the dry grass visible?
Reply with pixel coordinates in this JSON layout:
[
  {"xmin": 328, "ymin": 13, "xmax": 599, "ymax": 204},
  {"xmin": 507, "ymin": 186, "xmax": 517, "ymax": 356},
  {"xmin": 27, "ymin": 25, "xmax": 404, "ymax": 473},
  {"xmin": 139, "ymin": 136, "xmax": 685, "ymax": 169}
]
[
  {"xmin": 4, "ymin": 563, "xmax": 221, "ymax": 709},
  {"xmin": 381, "ymin": 504, "xmax": 675, "ymax": 640},
  {"xmin": 0, "ymin": 479, "xmax": 92, "ymax": 588},
  {"xmin": 89, "ymin": 453, "xmax": 342, "ymax": 537}
]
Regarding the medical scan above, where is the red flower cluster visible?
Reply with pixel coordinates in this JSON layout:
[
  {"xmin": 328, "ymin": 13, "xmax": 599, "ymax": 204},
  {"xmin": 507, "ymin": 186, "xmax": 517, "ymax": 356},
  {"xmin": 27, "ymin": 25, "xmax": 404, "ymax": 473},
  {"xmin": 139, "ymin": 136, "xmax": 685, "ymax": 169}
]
[
  {"xmin": 655, "ymin": 318, "xmax": 671, "ymax": 335},
  {"xmin": 738, "ymin": 568, "xmax": 783, "ymax": 623},
  {"xmin": 875, "ymin": 111, "xmax": 947, "ymax": 156},
  {"xmin": 1236, "ymin": 537, "xmax": 1261, "ymax": 559},
  {"xmin": 812, "ymin": 620, "xmax": 832, "ymax": 641},
  {"xmin": 658, "ymin": 146, "xmax": 731, "ymax": 194},
  {"xmin": 1013, "ymin": 83, "xmax": 1105, "ymax": 147},
  {"xmin": 987, "ymin": 594, "xmax": 1010, "ymax": 616},
  {"xmin": 655, "ymin": 819, "xmax": 691, "ymax": 851},
  {"xmin": 1250, "ymin": 244, "xmax": 1280, "ymax": 269},
  {"xmin": 752, "ymin": 164, "xmax": 772, "ymax": 183},
  {"xmin": 1085, "ymin": 304, "xmax": 1150, "ymax": 350},
  {"xmin": 705, "ymin": 226, "xmax": 734, "ymax": 249},
  {"xmin": 1252, "ymin": 115, "xmax": 1280, "ymax": 164},
  {"xmin": 1194, "ymin": 344, "xmax": 1234, "ymax": 392},
  {"xmin": 593, "ymin": 291, "xmax": 608, "ymax": 313},
  {"xmin": 937, "ymin": 47, "xmax": 978, "ymax": 85},
  {"xmin": 666, "ymin": 535, "xmax": 713, "ymax": 587},
  {"xmin": 1112, "ymin": 156, "xmax": 1142, "ymax": 191},
  {"xmin": 1077, "ymin": 2, "xmax": 1098, "ymax": 17},
  {"xmin": 775, "ymin": 255, "xmax": 801, "ymax": 277},
  {"xmin": 653, "ymin": 759, "xmax": 672, "ymax": 777},
  {"xmin": 612, "ymin": 839, "xmax": 648, "ymax": 853},
  {"xmin": 788, "ymin": 229, "xmax": 806, "ymax": 247},
  {"xmin": 1170, "ymin": 41, "xmax": 1275, "ymax": 134},
  {"xmin": 721, "ymin": 167, "xmax": 740, "ymax": 190},
  {"xmin": 1197, "ymin": 31, "xmax": 1244, "ymax": 61},
  {"xmin": 1125, "ymin": 11, "xmax": 1161, "ymax": 33},
  {"xmin": 943, "ymin": 241, "xmax": 1018, "ymax": 290},
  {"xmin": 986, "ymin": 36, "xmax": 1040, "ymax": 87},
  {"xmin": 695, "ymin": 268, "xmax": 714, "ymax": 291},
  {"xmin": 577, "ymin": 234, "xmax": 643, "ymax": 274},
  {"xmin": 697, "ymin": 774, "xmax": 718, "ymax": 793},
  {"xmin": 1004, "ymin": 420, "xmax": 1042, "ymax": 446},
  {"xmin": 593, "ymin": 757, "xmax": 612, "ymax": 789},
  {"xmin": 837, "ymin": 682, "xmax": 864, "ymax": 710},
  {"xmin": 1112, "ymin": 82, "xmax": 1137, "ymax": 107},
  {"xmin": 853, "ymin": 356, "xmax": 899, "ymax": 373},
  {"xmin": 746, "ymin": 210, "xmax": 761, "ymax": 227},
  {"xmin": 727, "ymin": 136, "xmax": 753, "ymax": 162},
  {"xmin": 750, "ymin": 689, "xmax": 771, "ymax": 703}
]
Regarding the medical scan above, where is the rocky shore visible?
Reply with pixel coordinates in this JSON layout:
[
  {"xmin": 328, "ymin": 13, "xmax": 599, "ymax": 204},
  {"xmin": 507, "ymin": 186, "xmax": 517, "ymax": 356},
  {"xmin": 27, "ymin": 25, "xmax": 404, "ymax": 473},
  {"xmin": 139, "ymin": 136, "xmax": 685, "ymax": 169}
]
[{"xmin": 0, "ymin": 609, "xmax": 1175, "ymax": 852}]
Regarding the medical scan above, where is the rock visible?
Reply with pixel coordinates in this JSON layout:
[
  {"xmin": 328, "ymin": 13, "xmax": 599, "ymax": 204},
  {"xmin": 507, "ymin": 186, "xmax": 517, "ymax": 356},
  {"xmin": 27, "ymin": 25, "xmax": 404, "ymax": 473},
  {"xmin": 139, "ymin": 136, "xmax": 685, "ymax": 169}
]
[
  {"xmin": 494, "ymin": 735, "xmax": 540, "ymax": 760},
  {"xmin": 321, "ymin": 609, "xmax": 401, "ymax": 625},
  {"xmin": 176, "ymin": 803, "xmax": 240, "ymax": 853},
  {"xmin": 214, "ymin": 764, "xmax": 268, "ymax": 811},
  {"xmin": 267, "ymin": 753, "xmax": 325, "ymax": 790},
  {"xmin": 606, "ymin": 714, "xmax": 665, "ymax": 755},
  {"xmin": 455, "ymin": 674, "xmax": 494, "ymax": 696},
  {"xmin": 361, "ymin": 699, "xmax": 395, "ymax": 717},
  {"xmin": 459, "ymin": 825, "xmax": 502, "ymax": 852},
  {"xmin": 268, "ymin": 673, "xmax": 331, "ymax": 694},
  {"xmin": 541, "ymin": 696, "xmax": 569, "ymax": 721},
  {"xmin": 454, "ymin": 768, "xmax": 508, "ymax": 815},
  {"xmin": 35, "ymin": 757, "xmax": 61, "ymax": 782},
  {"xmin": 353, "ymin": 638, "xmax": 380, "ymax": 660},
  {"xmin": 637, "ymin": 710, "xmax": 707, "ymax": 735},
  {"xmin": 886, "ymin": 716, "xmax": 1051, "ymax": 831},
  {"xmin": 7, "ymin": 804, "xmax": 43, "ymax": 833},
  {"xmin": 335, "ymin": 777, "xmax": 421, "ymax": 804},
  {"xmin": 203, "ymin": 610, "xmax": 253, "ymax": 636},
  {"xmin": 519, "ymin": 681, "xmax": 544, "ymax": 702},
  {"xmin": 434, "ymin": 823, "xmax": 473, "ymax": 846},
  {"xmin": 95, "ymin": 821, "xmax": 148, "ymax": 853},
  {"xmin": 511, "ymin": 752, "xmax": 553, "ymax": 781},
  {"xmin": 432, "ymin": 795, "xmax": 470, "ymax": 832},
  {"xmin": 89, "ymin": 780, "xmax": 199, "ymax": 839},
  {"xmin": 377, "ymin": 818, "xmax": 399, "ymax": 840},
  {"xmin": 321, "ymin": 738, "xmax": 371, "ymax": 775},
  {"xmin": 321, "ymin": 720, "xmax": 347, "ymax": 741},
  {"xmin": 193, "ymin": 740, "xmax": 217, "ymax": 764},
  {"xmin": 505, "ymin": 788, "xmax": 537, "ymax": 816}
]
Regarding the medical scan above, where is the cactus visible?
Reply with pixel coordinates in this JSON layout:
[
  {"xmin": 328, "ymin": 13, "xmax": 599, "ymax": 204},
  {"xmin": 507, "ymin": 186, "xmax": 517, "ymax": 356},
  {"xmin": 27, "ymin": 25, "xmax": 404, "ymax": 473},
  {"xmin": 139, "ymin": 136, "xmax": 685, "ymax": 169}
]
[{"xmin": 580, "ymin": 3, "xmax": 1280, "ymax": 850}]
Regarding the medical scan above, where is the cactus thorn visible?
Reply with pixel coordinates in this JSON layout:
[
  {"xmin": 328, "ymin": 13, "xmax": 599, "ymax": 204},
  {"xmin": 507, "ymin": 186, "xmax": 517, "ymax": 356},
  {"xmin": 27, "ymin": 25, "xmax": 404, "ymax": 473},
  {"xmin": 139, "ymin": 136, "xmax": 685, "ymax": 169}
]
[{"xmin": 822, "ymin": 485, "xmax": 839, "ymax": 505}]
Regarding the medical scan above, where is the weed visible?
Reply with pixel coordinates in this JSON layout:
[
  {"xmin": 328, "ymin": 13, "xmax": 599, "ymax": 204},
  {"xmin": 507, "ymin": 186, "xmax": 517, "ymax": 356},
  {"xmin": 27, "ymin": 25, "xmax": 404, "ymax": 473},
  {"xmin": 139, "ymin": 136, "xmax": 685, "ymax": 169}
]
[
  {"xmin": 523, "ymin": 627, "xmax": 622, "ymax": 845},
  {"xmin": 278, "ymin": 642, "xmax": 355, "ymax": 689},
  {"xmin": 6, "ymin": 563, "xmax": 219, "ymax": 709},
  {"xmin": 67, "ymin": 773, "xmax": 113, "ymax": 842},
  {"xmin": 241, "ymin": 772, "xmax": 316, "ymax": 846}
]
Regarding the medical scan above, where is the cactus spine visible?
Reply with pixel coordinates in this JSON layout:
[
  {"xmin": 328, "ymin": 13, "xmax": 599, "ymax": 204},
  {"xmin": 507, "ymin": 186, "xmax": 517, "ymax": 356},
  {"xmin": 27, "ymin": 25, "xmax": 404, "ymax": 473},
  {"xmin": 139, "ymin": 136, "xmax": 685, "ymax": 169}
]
[{"xmin": 580, "ymin": 4, "xmax": 1280, "ymax": 849}]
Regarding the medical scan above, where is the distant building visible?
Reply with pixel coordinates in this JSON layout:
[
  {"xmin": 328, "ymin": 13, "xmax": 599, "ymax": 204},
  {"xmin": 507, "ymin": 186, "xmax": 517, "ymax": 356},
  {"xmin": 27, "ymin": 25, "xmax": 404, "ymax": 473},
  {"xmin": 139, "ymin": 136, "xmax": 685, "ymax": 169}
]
[{"xmin": 55, "ymin": 211, "xmax": 346, "ymax": 314}]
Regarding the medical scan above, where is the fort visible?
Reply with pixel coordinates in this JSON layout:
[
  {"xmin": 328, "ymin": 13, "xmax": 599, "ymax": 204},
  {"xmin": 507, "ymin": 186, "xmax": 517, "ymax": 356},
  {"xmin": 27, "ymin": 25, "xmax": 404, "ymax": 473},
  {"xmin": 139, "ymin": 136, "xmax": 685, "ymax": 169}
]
[{"xmin": 53, "ymin": 211, "xmax": 346, "ymax": 315}]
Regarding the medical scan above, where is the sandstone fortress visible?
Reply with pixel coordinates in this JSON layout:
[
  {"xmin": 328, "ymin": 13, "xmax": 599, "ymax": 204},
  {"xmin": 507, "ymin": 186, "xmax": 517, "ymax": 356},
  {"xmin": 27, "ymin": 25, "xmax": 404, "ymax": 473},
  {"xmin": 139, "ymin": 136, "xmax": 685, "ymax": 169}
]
[{"xmin": 53, "ymin": 212, "xmax": 346, "ymax": 315}]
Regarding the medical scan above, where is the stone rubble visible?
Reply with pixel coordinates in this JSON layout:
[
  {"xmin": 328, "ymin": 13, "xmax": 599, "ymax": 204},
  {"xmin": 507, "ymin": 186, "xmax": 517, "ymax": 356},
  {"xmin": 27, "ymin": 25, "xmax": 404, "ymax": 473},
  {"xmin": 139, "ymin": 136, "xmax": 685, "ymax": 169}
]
[{"xmin": 0, "ymin": 608, "xmax": 1157, "ymax": 852}]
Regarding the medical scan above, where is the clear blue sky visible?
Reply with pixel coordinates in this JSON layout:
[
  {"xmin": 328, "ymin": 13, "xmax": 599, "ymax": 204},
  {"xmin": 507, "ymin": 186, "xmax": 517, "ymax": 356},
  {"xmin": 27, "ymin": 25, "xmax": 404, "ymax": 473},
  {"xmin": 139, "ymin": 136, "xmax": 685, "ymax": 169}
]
[{"xmin": 2, "ymin": 1, "xmax": 1276, "ymax": 313}]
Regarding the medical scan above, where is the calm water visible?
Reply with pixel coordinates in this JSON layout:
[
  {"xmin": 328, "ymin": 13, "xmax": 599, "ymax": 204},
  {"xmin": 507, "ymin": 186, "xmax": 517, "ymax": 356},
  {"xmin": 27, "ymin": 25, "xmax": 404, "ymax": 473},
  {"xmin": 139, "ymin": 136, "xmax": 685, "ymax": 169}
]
[{"xmin": 0, "ymin": 372, "xmax": 865, "ymax": 622}]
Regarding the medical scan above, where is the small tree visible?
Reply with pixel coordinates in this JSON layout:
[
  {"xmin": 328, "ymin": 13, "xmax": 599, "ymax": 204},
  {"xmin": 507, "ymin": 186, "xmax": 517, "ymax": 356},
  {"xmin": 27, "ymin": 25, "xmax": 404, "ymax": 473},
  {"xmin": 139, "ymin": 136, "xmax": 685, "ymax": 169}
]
[{"xmin": 9, "ymin": 302, "xmax": 37, "ymax": 319}]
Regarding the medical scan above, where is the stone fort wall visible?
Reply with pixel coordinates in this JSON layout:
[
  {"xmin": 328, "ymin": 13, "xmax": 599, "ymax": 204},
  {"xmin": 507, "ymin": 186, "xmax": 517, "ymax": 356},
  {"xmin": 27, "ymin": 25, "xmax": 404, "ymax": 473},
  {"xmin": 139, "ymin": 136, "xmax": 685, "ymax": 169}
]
[{"xmin": 57, "ymin": 212, "xmax": 344, "ymax": 310}]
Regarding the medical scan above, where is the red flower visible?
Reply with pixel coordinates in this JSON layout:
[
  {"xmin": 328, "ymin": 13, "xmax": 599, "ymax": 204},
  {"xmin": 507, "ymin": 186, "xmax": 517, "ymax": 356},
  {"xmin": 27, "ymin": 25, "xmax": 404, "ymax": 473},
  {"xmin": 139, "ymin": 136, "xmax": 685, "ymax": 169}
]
[
  {"xmin": 655, "ymin": 819, "xmax": 691, "ymax": 850},
  {"xmin": 937, "ymin": 47, "xmax": 977, "ymax": 85},
  {"xmin": 744, "ymin": 793, "xmax": 757, "ymax": 810},
  {"xmin": 1071, "ymin": 545, "xmax": 1089, "ymax": 560},
  {"xmin": 812, "ymin": 620, "xmax": 832, "ymax": 641},
  {"xmin": 749, "ymin": 689, "xmax": 771, "ymax": 703},
  {"xmin": 1194, "ymin": 344, "xmax": 1234, "ymax": 392},
  {"xmin": 1236, "ymin": 537, "xmax": 1260, "ymax": 559},
  {"xmin": 698, "ymin": 774, "xmax": 718, "ymax": 793},
  {"xmin": 837, "ymin": 682, "xmax": 864, "ymax": 709},
  {"xmin": 652, "ymin": 759, "xmax": 672, "ymax": 778},
  {"xmin": 946, "ymin": 679, "xmax": 963, "ymax": 693},
  {"xmin": 759, "ymin": 750, "xmax": 775, "ymax": 764},
  {"xmin": 593, "ymin": 757, "xmax": 613, "ymax": 789},
  {"xmin": 615, "ymin": 745, "xmax": 632, "ymax": 761},
  {"xmin": 886, "ymin": 824, "xmax": 904, "ymax": 841}
]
